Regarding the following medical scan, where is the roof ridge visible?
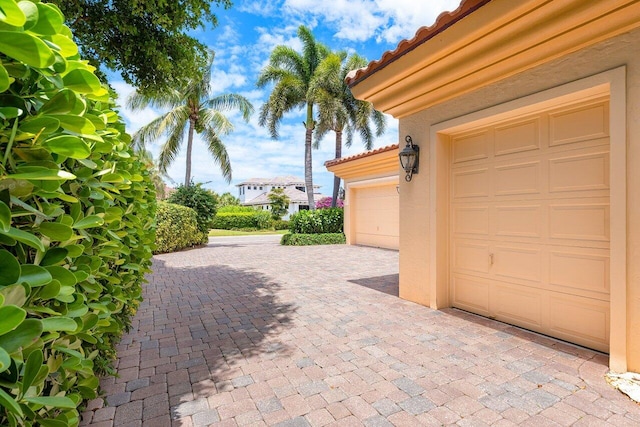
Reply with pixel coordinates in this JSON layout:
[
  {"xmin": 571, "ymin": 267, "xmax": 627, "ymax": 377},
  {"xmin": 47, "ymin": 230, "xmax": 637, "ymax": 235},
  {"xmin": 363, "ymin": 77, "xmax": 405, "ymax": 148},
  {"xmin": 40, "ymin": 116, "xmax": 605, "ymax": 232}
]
[{"xmin": 346, "ymin": 0, "xmax": 491, "ymax": 87}]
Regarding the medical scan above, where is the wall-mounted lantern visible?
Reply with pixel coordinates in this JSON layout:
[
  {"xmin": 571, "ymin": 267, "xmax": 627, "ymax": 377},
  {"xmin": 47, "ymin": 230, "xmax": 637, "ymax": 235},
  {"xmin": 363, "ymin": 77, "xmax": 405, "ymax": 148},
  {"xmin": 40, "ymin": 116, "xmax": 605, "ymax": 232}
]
[{"xmin": 399, "ymin": 135, "xmax": 419, "ymax": 182}]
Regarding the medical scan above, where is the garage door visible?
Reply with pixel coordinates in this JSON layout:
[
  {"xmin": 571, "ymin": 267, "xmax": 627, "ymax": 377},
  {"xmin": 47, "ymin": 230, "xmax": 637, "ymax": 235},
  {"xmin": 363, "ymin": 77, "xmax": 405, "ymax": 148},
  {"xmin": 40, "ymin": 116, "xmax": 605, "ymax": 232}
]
[
  {"xmin": 354, "ymin": 185, "xmax": 399, "ymax": 249},
  {"xmin": 450, "ymin": 97, "xmax": 610, "ymax": 352}
]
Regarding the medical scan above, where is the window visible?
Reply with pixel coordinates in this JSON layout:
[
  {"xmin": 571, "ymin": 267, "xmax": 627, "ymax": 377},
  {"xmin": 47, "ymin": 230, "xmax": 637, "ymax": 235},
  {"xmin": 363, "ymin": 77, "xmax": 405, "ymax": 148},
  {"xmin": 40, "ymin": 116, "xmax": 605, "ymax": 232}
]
[
  {"xmin": 299, "ymin": 205, "xmax": 309, "ymax": 210},
  {"xmin": 296, "ymin": 186, "xmax": 305, "ymax": 192},
  {"xmin": 259, "ymin": 186, "xmax": 263, "ymax": 190}
]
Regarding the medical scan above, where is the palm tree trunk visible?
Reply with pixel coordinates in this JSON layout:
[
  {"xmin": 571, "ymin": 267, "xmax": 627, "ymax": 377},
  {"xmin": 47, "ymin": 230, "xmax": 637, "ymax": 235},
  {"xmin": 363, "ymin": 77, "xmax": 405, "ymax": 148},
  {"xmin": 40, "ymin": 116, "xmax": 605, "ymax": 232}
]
[
  {"xmin": 331, "ymin": 130, "xmax": 342, "ymax": 208},
  {"xmin": 305, "ymin": 103, "xmax": 315, "ymax": 210},
  {"xmin": 185, "ymin": 119, "xmax": 195, "ymax": 186}
]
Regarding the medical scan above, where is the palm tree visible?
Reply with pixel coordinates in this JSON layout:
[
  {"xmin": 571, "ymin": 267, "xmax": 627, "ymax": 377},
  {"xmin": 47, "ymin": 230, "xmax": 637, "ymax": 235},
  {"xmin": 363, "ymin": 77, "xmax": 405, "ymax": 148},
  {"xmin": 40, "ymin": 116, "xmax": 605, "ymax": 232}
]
[
  {"xmin": 257, "ymin": 25, "xmax": 329, "ymax": 210},
  {"xmin": 128, "ymin": 52, "xmax": 253, "ymax": 186},
  {"xmin": 311, "ymin": 52, "xmax": 387, "ymax": 207},
  {"xmin": 135, "ymin": 147, "xmax": 169, "ymax": 199}
]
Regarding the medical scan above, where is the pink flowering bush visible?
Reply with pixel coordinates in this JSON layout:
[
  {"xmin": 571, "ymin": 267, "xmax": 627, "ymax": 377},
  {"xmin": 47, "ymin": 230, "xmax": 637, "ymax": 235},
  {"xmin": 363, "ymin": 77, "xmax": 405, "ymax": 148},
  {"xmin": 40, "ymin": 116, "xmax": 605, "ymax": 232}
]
[{"xmin": 315, "ymin": 196, "xmax": 344, "ymax": 209}]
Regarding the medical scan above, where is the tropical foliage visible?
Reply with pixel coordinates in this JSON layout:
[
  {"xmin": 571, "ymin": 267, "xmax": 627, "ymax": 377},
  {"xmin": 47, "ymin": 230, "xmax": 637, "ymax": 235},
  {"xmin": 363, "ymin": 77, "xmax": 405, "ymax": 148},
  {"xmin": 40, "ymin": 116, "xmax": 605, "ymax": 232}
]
[
  {"xmin": 257, "ymin": 25, "xmax": 329, "ymax": 210},
  {"xmin": 54, "ymin": 0, "xmax": 233, "ymax": 95},
  {"xmin": 167, "ymin": 182, "xmax": 217, "ymax": 239},
  {"xmin": 129, "ymin": 51, "xmax": 253, "ymax": 186},
  {"xmin": 289, "ymin": 208, "xmax": 343, "ymax": 234},
  {"xmin": 311, "ymin": 52, "xmax": 386, "ymax": 206},
  {"xmin": 267, "ymin": 188, "xmax": 289, "ymax": 220},
  {"xmin": 155, "ymin": 202, "xmax": 202, "ymax": 253},
  {"xmin": 0, "ymin": 1, "xmax": 155, "ymax": 424}
]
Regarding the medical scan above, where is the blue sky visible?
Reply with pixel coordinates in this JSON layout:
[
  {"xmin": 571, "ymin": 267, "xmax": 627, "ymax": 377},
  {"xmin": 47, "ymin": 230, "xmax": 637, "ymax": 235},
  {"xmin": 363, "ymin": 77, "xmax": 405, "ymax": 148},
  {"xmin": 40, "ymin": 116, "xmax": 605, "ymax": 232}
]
[{"xmin": 111, "ymin": 0, "xmax": 461, "ymax": 198}]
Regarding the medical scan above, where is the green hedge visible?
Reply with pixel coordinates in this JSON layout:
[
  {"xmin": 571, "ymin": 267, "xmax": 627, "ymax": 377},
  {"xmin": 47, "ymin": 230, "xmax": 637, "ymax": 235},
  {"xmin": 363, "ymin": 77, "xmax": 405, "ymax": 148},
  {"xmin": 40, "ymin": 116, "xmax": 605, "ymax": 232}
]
[
  {"xmin": 280, "ymin": 233, "xmax": 346, "ymax": 246},
  {"xmin": 212, "ymin": 211, "xmax": 272, "ymax": 230},
  {"xmin": 289, "ymin": 208, "xmax": 343, "ymax": 234},
  {"xmin": 155, "ymin": 202, "xmax": 205, "ymax": 253},
  {"xmin": 271, "ymin": 219, "xmax": 290, "ymax": 230},
  {"xmin": 0, "ymin": 2, "xmax": 155, "ymax": 425},
  {"xmin": 217, "ymin": 205, "xmax": 256, "ymax": 213}
]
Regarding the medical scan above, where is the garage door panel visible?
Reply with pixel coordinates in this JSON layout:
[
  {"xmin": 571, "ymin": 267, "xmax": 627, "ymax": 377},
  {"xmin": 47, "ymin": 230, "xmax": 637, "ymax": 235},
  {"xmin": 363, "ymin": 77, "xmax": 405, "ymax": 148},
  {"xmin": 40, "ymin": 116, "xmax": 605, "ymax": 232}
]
[
  {"xmin": 453, "ymin": 206, "xmax": 489, "ymax": 236},
  {"xmin": 549, "ymin": 151, "xmax": 609, "ymax": 193},
  {"xmin": 549, "ymin": 101, "xmax": 609, "ymax": 147},
  {"xmin": 548, "ymin": 295, "xmax": 609, "ymax": 352},
  {"xmin": 548, "ymin": 203, "xmax": 609, "ymax": 243},
  {"xmin": 453, "ymin": 168, "xmax": 490, "ymax": 198},
  {"xmin": 453, "ymin": 241, "xmax": 490, "ymax": 274},
  {"xmin": 495, "ymin": 161, "xmax": 541, "ymax": 196},
  {"xmin": 452, "ymin": 275, "xmax": 490, "ymax": 315},
  {"xmin": 492, "ymin": 283, "xmax": 543, "ymax": 329},
  {"xmin": 493, "ymin": 246, "xmax": 542, "ymax": 282},
  {"xmin": 495, "ymin": 205, "xmax": 542, "ymax": 238},
  {"xmin": 549, "ymin": 250, "xmax": 610, "ymax": 297},
  {"xmin": 494, "ymin": 118, "xmax": 541, "ymax": 156},
  {"xmin": 452, "ymin": 131, "xmax": 490, "ymax": 163},
  {"xmin": 450, "ymin": 97, "xmax": 610, "ymax": 353}
]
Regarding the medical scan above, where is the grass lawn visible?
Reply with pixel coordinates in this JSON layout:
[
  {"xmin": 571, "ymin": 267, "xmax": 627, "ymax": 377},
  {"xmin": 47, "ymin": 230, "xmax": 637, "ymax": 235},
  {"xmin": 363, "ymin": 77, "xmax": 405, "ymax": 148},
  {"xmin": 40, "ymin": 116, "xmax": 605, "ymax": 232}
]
[{"xmin": 208, "ymin": 229, "xmax": 289, "ymax": 237}]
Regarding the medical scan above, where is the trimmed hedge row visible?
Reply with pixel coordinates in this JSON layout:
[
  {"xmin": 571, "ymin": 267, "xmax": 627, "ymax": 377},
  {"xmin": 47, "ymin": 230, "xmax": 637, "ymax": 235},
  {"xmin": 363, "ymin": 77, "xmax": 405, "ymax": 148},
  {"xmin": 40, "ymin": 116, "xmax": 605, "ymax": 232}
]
[
  {"xmin": 280, "ymin": 233, "xmax": 346, "ymax": 246},
  {"xmin": 289, "ymin": 208, "xmax": 343, "ymax": 234},
  {"xmin": 211, "ymin": 211, "xmax": 272, "ymax": 230},
  {"xmin": 0, "ymin": 2, "xmax": 155, "ymax": 425},
  {"xmin": 155, "ymin": 202, "xmax": 205, "ymax": 253}
]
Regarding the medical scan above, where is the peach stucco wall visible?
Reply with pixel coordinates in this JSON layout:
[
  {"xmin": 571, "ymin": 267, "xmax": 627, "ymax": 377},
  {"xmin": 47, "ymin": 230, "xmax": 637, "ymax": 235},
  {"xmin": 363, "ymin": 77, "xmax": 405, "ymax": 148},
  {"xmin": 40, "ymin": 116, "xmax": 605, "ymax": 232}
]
[{"xmin": 398, "ymin": 28, "xmax": 640, "ymax": 371}]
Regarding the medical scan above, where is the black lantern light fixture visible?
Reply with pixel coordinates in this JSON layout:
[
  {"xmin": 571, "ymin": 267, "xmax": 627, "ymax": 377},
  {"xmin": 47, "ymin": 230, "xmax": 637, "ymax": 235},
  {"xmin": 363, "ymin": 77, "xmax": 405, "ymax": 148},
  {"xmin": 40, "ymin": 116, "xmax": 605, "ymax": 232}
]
[{"xmin": 399, "ymin": 135, "xmax": 419, "ymax": 182}]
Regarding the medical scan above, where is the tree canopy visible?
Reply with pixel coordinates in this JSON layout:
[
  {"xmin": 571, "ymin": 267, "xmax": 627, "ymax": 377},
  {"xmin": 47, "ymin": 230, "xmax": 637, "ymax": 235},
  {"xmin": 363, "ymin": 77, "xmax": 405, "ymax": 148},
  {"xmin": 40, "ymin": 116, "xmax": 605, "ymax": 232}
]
[
  {"xmin": 129, "ymin": 52, "xmax": 253, "ymax": 186},
  {"xmin": 53, "ymin": 0, "xmax": 232, "ymax": 94}
]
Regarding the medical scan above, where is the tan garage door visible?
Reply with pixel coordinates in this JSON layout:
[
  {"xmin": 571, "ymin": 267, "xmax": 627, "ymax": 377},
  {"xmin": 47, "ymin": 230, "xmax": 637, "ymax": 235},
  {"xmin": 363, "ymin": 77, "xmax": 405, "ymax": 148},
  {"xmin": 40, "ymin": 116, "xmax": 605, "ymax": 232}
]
[
  {"xmin": 450, "ymin": 97, "xmax": 610, "ymax": 352},
  {"xmin": 354, "ymin": 185, "xmax": 399, "ymax": 249}
]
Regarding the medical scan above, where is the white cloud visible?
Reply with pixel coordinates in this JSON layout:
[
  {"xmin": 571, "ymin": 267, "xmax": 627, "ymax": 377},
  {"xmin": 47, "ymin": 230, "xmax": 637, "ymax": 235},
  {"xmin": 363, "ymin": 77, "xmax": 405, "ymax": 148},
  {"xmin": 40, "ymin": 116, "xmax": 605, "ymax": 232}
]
[{"xmin": 282, "ymin": 0, "xmax": 461, "ymax": 43}]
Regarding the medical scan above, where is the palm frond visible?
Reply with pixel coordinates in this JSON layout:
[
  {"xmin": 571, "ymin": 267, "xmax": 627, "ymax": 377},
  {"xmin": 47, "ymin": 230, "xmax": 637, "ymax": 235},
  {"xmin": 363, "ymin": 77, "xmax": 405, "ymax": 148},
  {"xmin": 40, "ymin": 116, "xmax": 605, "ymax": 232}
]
[
  {"xmin": 131, "ymin": 106, "xmax": 190, "ymax": 149},
  {"xmin": 127, "ymin": 88, "xmax": 184, "ymax": 111},
  {"xmin": 204, "ymin": 93, "xmax": 254, "ymax": 121},
  {"xmin": 157, "ymin": 123, "xmax": 187, "ymax": 174},
  {"xmin": 199, "ymin": 108, "xmax": 234, "ymax": 136},
  {"xmin": 202, "ymin": 126, "xmax": 232, "ymax": 183}
]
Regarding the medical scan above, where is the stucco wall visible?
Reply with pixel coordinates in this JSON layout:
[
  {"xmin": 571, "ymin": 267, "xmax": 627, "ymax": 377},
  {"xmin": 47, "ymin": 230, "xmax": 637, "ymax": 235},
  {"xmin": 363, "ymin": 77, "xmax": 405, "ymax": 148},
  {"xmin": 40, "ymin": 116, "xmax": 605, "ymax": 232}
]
[{"xmin": 398, "ymin": 27, "xmax": 640, "ymax": 370}]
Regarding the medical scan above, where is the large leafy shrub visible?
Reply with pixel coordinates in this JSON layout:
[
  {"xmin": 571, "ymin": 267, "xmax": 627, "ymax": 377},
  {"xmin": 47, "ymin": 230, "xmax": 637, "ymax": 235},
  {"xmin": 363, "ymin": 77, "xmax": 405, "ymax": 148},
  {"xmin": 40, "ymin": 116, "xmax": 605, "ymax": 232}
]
[
  {"xmin": 0, "ymin": 2, "xmax": 155, "ymax": 425},
  {"xmin": 289, "ymin": 208, "xmax": 343, "ymax": 234},
  {"xmin": 280, "ymin": 233, "xmax": 345, "ymax": 246},
  {"xmin": 167, "ymin": 182, "xmax": 216, "ymax": 241},
  {"xmin": 155, "ymin": 202, "xmax": 203, "ymax": 253}
]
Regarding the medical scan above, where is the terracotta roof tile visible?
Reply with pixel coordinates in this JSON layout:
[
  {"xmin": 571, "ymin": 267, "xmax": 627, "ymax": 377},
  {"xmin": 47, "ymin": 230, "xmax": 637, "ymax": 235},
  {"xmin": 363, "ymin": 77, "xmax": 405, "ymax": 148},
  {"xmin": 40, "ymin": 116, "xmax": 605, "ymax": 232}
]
[
  {"xmin": 325, "ymin": 144, "xmax": 399, "ymax": 168},
  {"xmin": 345, "ymin": 0, "xmax": 492, "ymax": 87}
]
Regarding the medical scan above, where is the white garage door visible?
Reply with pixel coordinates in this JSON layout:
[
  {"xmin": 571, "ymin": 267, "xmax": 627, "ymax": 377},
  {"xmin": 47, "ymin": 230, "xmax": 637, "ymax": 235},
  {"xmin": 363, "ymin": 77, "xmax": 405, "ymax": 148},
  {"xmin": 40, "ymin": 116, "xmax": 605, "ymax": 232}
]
[
  {"xmin": 354, "ymin": 185, "xmax": 399, "ymax": 249},
  {"xmin": 450, "ymin": 97, "xmax": 610, "ymax": 352}
]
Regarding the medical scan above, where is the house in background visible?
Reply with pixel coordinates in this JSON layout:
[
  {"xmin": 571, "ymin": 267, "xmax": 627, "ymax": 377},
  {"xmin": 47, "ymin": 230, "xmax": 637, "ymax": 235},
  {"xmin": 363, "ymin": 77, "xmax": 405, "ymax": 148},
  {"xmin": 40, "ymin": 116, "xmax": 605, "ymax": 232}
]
[
  {"xmin": 333, "ymin": 0, "xmax": 640, "ymax": 373},
  {"xmin": 237, "ymin": 176, "xmax": 323, "ymax": 219}
]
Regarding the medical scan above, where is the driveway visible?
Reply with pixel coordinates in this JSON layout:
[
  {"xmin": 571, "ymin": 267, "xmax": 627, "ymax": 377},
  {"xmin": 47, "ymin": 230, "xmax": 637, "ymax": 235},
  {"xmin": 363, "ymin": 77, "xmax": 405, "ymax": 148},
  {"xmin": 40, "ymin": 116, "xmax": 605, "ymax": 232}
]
[{"xmin": 82, "ymin": 236, "xmax": 639, "ymax": 426}]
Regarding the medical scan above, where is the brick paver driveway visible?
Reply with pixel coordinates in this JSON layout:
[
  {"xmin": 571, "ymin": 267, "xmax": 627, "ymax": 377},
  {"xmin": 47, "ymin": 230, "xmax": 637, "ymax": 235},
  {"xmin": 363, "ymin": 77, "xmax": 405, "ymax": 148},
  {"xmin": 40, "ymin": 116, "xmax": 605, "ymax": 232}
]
[{"xmin": 82, "ymin": 236, "xmax": 640, "ymax": 426}]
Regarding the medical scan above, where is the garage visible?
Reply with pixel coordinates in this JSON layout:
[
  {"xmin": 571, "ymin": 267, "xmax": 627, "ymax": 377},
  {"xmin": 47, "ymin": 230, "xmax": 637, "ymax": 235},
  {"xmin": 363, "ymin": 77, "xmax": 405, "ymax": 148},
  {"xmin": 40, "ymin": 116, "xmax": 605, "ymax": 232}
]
[
  {"xmin": 448, "ymin": 97, "xmax": 610, "ymax": 352},
  {"xmin": 353, "ymin": 184, "xmax": 399, "ymax": 250},
  {"xmin": 325, "ymin": 144, "xmax": 400, "ymax": 251}
]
